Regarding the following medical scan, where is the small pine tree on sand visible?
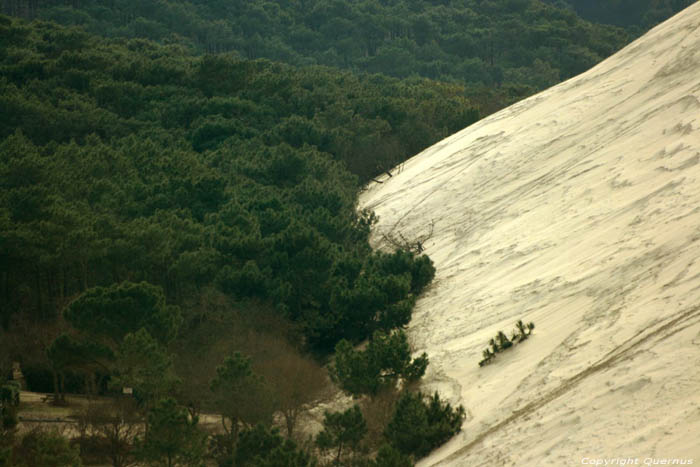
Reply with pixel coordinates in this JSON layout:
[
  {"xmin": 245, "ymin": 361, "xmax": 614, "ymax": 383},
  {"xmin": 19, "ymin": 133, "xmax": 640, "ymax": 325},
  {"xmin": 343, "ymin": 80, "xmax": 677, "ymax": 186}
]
[
  {"xmin": 479, "ymin": 349, "xmax": 494, "ymax": 367},
  {"xmin": 478, "ymin": 320, "xmax": 535, "ymax": 367},
  {"xmin": 497, "ymin": 331, "xmax": 512, "ymax": 350},
  {"xmin": 516, "ymin": 320, "xmax": 529, "ymax": 340}
]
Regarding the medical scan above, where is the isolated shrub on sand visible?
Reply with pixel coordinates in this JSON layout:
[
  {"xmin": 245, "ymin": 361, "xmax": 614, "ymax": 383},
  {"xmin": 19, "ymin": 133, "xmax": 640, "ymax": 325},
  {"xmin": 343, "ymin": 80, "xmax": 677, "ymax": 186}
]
[{"xmin": 479, "ymin": 320, "xmax": 536, "ymax": 366}]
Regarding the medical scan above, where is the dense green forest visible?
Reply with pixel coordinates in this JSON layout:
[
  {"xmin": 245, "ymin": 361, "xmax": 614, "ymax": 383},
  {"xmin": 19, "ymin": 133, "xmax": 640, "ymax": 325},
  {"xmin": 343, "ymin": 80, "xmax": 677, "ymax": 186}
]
[
  {"xmin": 0, "ymin": 0, "xmax": 646, "ymax": 113},
  {"xmin": 545, "ymin": 0, "xmax": 695, "ymax": 31},
  {"xmin": 2, "ymin": 0, "xmax": 693, "ymax": 111},
  {"xmin": 0, "ymin": 14, "xmax": 472, "ymax": 465},
  {"xmin": 1, "ymin": 1, "xmax": 693, "ymax": 464},
  {"xmin": 0, "ymin": 11, "xmax": 486, "ymax": 349}
]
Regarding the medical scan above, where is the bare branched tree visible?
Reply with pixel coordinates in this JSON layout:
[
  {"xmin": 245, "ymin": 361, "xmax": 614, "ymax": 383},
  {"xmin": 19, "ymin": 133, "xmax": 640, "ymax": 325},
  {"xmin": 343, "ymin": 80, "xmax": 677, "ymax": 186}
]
[
  {"xmin": 380, "ymin": 219, "xmax": 435, "ymax": 254},
  {"xmin": 78, "ymin": 397, "xmax": 142, "ymax": 467},
  {"xmin": 250, "ymin": 335, "xmax": 331, "ymax": 439}
]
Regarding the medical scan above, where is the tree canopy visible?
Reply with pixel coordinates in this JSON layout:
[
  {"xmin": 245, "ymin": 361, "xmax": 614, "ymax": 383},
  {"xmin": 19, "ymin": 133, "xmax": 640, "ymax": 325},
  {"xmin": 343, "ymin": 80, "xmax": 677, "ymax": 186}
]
[
  {"xmin": 63, "ymin": 281, "xmax": 181, "ymax": 347},
  {"xmin": 1, "ymin": 0, "xmax": 643, "ymax": 97},
  {"xmin": 0, "ymin": 15, "xmax": 447, "ymax": 352},
  {"xmin": 332, "ymin": 330, "xmax": 428, "ymax": 398},
  {"xmin": 545, "ymin": 0, "xmax": 694, "ymax": 32}
]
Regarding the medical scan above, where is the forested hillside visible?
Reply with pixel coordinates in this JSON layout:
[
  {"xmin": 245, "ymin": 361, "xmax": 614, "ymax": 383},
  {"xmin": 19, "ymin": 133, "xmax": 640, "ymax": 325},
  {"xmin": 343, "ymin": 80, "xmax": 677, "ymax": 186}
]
[
  {"xmin": 1, "ymin": 1, "xmax": 693, "ymax": 464},
  {"xmin": 0, "ymin": 14, "xmax": 481, "ymax": 349},
  {"xmin": 1, "ymin": 0, "xmax": 641, "ymax": 112},
  {"xmin": 0, "ymin": 15, "xmax": 478, "ymax": 464},
  {"xmin": 546, "ymin": 0, "xmax": 695, "ymax": 31},
  {"xmin": 3, "ymin": 1, "xmax": 691, "ymax": 114}
]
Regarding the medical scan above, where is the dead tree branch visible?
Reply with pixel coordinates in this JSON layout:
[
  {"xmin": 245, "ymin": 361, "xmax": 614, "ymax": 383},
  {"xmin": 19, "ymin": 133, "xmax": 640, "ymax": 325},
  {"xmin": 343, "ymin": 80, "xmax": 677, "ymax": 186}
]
[{"xmin": 380, "ymin": 219, "xmax": 435, "ymax": 254}]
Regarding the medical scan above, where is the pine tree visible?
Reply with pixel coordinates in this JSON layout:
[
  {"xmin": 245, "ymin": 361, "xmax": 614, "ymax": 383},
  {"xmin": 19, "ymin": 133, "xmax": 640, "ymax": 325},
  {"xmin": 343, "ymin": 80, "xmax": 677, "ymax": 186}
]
[
  {"xmin": 209, "ymin": 352, "xmax": 275, "ymax": 454},
  {"xmin": 135, "ymin": 398, "xmax": 207, "ymax": 467},
  {"xmin": 516, "ymin": 320, "xmax": 528, "ymax": 340},
  {"xmin": 511, "ymin": 330, "xmax": 520, "ymax": 343},
  {"xmin": 235, "ymin": 424, "xmax": 317, "ymax": 467},
  {"xmin": 372, "ymin": 443, "xmax": 413, "ymax": 467},
  {"xmin": 489, "ymin": 338, "xmax": 499, "ymax": 354},
  {"xmin": 497, "ymin": 331, "xmax": 512, "ymax": 350},
  {"xmin": 385, "ymin": 391, "xmax": 465, "ymax": 459},
  {"xmin": 110, "ymin": 329, "xmax": 180, "ymax": 409},
  {"xmin": 479, "ymin": 349, "xmax": 494, "ymax": 367},
  {"xmin": 331, "ymin": 330, "xmax": 428, "ymax": 398},
  {"xmin": 316, "ymin": 405, "xmax": 367, "ymax": 465}
]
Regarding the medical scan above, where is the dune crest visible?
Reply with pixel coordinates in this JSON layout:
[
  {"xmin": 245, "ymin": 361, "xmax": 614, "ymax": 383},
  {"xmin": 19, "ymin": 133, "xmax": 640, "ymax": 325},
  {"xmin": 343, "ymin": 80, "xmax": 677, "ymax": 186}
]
[{"xmin": 360, "ymin": 3, "xmax": 700, "ymax": 465}]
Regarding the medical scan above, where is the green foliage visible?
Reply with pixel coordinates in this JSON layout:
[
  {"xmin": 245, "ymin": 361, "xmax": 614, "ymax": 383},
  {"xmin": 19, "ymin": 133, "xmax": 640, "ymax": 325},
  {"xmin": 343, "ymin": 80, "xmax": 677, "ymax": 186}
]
[
  {"xmin": 235, "ymin": 425, "xmax": 317, "ymax": 467},
  {"xmin": 48, "ymin": 282, "xmax": 182, "ymax": 401},
  {"xmin": 332, "ymin": 330, "xmax": 428, "ymax": 398},
  {"xmin": 545, "ymin": 0, "xmax": 694, "ymax": 31},
  {"xmin": 516, "ymin": 319, "xmax": 535, "ymax": 340},
  {"xmin": 0, "ymin": 17, "xmax": 445, "ymax": 353},
  {"xmin": 316, "ymin": 405, "xmax": 367, "ymax": 465},
  {"xmin": 0, "ymin": 382, "xmax": 19, "ymax": 408},
  {"xmin": 384, "ymin": 391, "xmax": 465, "ymax": 459},
  {"xmin": 10, "ymin": 428, "xmax": 82, "ymax": 467},
  {"xmin": 0, "ymin": 12, "xmax": 466, "ymax": 462},
  {"xmin": 4, "ymin": 0, "xmax": 674, "ymax": 104},
  {"xmin": 110, "ymin": 329, "xmax": 180, "ymax": 406},
  {"xmin": 317, "ymin": 250, "xmax": 435, "ymax": 348},
  {"xmin": 64, "ymin": 281, "xmax": 182, "ymax": 347},
  {"xmin": 47, "ymin": 333, "xmax": 114, "ymax": 402},
  {"xmin": 0, "ymin": 381, "xmax": 19, "ymax": 452},
  {"xmin": 210, "ymin": 353, "xmax": 275, "ymax": 437},
  {"xmin": 372, "ymin": 444, "xmax": 414, "ymax": 467},
  {"xmin": 135, "ymin": 398, "xmax": 207, "ymax": 467},
  {"xmin": 47, "ymin": 334, "xmax": 113, "ymax": 374},
  {"xmin": 497, "ymin": 331, "xmax": 513, "ymax": 351},
  {"xmin": 479, "ymin": 320, "xmax": 535, "ymax": 366}
]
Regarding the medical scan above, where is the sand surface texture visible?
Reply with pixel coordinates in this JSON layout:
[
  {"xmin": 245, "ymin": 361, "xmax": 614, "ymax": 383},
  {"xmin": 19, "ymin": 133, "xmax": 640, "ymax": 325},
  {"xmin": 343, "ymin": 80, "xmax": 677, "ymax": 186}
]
[{"xmin": 360, "ymin": 4, "xmax": 700, "ymax": 466}]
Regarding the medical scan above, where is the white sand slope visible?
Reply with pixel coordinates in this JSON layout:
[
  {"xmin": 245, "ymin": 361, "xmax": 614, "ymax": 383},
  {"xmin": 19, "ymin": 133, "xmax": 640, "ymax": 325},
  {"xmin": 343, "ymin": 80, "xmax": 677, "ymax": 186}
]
[{"xmin": 360, "ymin": 4, "xmax": 700, "ymax": 466}]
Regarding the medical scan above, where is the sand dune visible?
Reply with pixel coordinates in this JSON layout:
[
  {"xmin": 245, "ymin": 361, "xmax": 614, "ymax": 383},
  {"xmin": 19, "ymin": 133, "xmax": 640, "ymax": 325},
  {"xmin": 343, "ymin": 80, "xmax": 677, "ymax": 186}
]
[{"xmin": 360, "ymin": 3, "xmax": 700, "ymax": 466}]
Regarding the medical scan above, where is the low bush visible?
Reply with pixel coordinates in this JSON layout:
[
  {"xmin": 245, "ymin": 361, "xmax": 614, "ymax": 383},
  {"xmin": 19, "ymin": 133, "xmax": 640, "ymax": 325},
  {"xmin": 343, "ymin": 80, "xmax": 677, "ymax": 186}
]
[{"xmin": 479, "ymin": 320, "xmax": 535, "ymax": 367}]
